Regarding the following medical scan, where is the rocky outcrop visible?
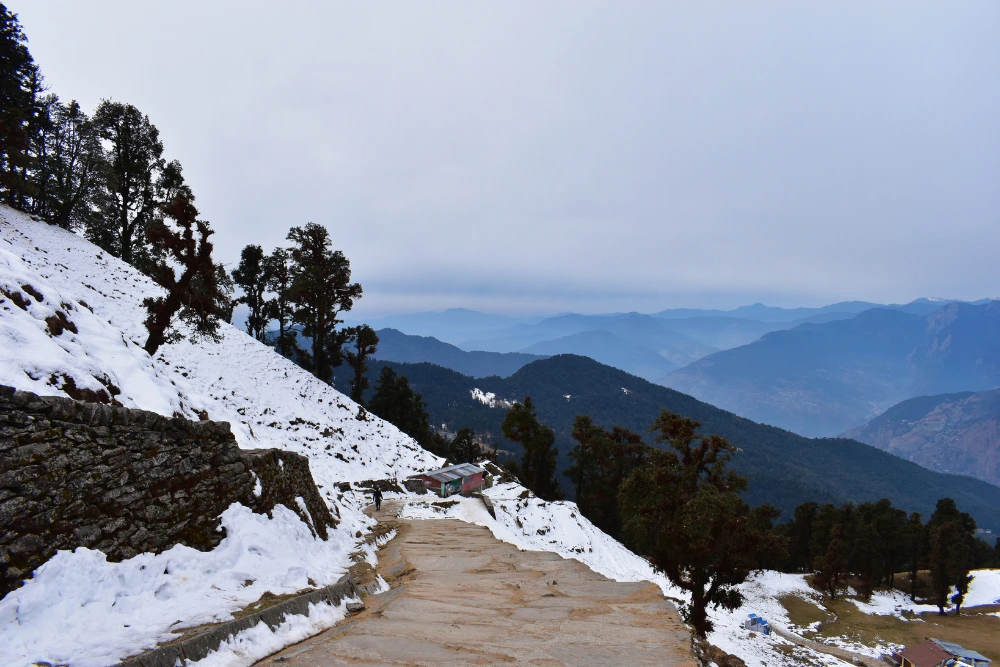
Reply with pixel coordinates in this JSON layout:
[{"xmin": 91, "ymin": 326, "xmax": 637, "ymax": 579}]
[{"xmin": 0, "ymin": 385, "xmax": 336, "ymax": 597}]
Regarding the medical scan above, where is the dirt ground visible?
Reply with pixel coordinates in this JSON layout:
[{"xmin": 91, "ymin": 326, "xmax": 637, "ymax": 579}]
[{"xmin": 256, "ymin": 501, "xmax": 696, "ymax": 666}]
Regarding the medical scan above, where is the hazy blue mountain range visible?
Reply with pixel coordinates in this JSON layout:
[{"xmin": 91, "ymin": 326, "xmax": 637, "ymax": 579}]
[
  {"xmin": 653, "ymin": 301, "xmax": 881, "ymax": 322},
  {"xmin": 659, "ymin": 312, "xmax": 863, "ymax": 349},
  {"xmin": 453, "ymin": 312, "xmax": 717, "ymax": 381},
  {"xmin": 345, "ymin": 308, "xmax": 536, "ymax": 345},
  {"xmin": 843, "ymin": 388, "xmax": 1000, "ymax": 487},
  {"xmin": 460, "ymin": 312, "xmax": 711, "ymax": 357},
  {"xmin": 664, "ymin": 301, "xmax": 1000, "ymax": 437},
  {"xmin": 373, "ymin": 328, "xmax": 544, "ymax": 378},
  {"xmin": 520, "ymin": 329, "xmax": 679, "ymax": 382},
  {"xmin": 342, "ymin": 355, "xmax": 1000, "ymax": 529},
  {"xmin": 347, "ymin": 298, "xmax": 998, "ymax": 403},
  {"xmin": 651, "ymin": 298, "xmax": 994, "ymax": 322}
]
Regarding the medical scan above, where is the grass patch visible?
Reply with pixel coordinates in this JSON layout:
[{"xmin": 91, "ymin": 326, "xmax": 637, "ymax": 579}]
[
  {"xmin": 781, "ymin": 592, "xmax": 1000, "ymax": 661},
  {"xmin": 779, "ymin": 594, "xmax": 833, "ymax": 629}
]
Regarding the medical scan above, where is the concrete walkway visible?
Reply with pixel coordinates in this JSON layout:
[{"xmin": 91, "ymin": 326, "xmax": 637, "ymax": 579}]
[{"xmin": 259, "ymin": 502, "xmax": 696, "ymax": 666}]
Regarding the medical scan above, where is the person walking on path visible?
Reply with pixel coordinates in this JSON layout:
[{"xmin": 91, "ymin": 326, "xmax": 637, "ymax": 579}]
[{"xmin": 372, "ymin": 488, "xmax": 383, "ymax": 512}]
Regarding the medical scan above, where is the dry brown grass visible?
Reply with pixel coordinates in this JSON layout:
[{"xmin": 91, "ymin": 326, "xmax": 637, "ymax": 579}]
[{"xmin": 780, "ymin": 594, "xmax": 1000, "ymax": 661}]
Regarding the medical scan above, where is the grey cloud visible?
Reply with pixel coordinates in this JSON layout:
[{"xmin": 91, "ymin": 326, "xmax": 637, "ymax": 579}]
[{"xmin": 17, "ymin": 1, "xmax": 1000, "ymax": 317}]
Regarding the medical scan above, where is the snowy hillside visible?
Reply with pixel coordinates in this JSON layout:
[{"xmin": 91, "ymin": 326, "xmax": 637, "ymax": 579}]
[
  {"xmin": 0, "ymin": 205, "xmax": 441, "ymax": 666},
  {"xmin": 0, "ymin": 205, "xmax": 441, "ymax": 488}
]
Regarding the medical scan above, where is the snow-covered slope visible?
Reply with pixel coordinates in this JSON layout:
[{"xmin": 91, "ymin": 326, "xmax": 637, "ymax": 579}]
[
  {"xmin": 0, "ymin": 205, "xmax": 442, "ymax": 666},
  {"xmin": 0, "ymin": 205, "xmax": 441, "ymax": 487}
]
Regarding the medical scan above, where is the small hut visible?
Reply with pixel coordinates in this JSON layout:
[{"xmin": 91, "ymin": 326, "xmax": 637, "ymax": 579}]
[
  {"xmin": 409, "ymin": 463, "xmax": 485, "ymax": 497},
  {"xmin": 897, "ymin": 639, "xmax": 992, "ymax": 667}
]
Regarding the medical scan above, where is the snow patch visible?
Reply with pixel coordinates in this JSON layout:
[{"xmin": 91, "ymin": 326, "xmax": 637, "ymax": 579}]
[
  {"xmin": 0, "ymin": 504, "xmax": 356, "ymax": 667},
  {"xmin": 470, "ymin": 387, "xmax": 512, "ymax": 409},
  {"xmin": 186, "ymin": 598, "xmax": 354, "ymax": 667}
]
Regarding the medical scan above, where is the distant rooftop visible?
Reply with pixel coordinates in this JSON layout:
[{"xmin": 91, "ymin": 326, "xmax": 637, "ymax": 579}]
[
  {"xmin": 933, "ymin": 639, "xmax": 991, "ymax": 665},
  {"xmin": 412, "ymin": 462, "xmax": 485, "ymax": 483}
]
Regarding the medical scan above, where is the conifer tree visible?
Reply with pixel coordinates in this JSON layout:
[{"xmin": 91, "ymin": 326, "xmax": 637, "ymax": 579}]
[
  {"xmin": 567, "ymin": 416, "xmax": 647, "ymax": 538},
  {"xmin": 213, "ymin": 262, "xmax": 235, "ymax": 323},
  {"xmin": 786, "ymin": 502, "xmax": 819, "ymax": 572},
  {"xmin": 501, "ymin": 397, "xmax": 563, "ymax": 501},
  {"xmin": 263, "ymin": 247, "xmax": 298, "ymax": 358},
  {"xmin": 927, "ymin": 498, "xmax": 976, "ymax": 615},
  {"xmin": 906, "ymin": 512, "xmax": 925, "ymax": 601},
  {"xmin": 367, "ymin": 367, "xmax": 434, "ymax": 447},
  {"xmin": 142, "ymin": 194, "xmax": 223, "ymax": 354},
  {"xmin": 449, "ymin": 427, "xmax": 485, "ymax": 464},
  {"xmin": 0, "ymin": 4, "xmax": 39, "ymax": 207},
  {"xmin": 31, "ymin": 99, "xmax": 101, "ymax": 228},
  {"xmin": 618, "ymin": 411, "xmax": 784, "ymax": 637},
  {"xmin": 232, "ymin": 244, "xmax": 270, "ymax": 342},
  {"xmin": 286, "ymin": 223, "xmax": 362, "ymax": 383},
  {"xmin": 344, "ymin": 324, "xmax": 378, "ymax": 403},
  {"xmin": 87, "ymin": 100, "xmax": 166, "ymax": 268},
  {"xmin": 813, "ymin": 525, "xmax": 848, "ymax": 600},
  {"xmin": 852, "ymin": 518, "xmax": 881, "ymax": 601}
]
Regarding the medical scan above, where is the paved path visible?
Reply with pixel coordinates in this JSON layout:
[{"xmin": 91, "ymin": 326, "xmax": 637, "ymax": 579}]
[{"xmin": 259, "ymin": 502, "xmax": 696, "ymax": 666}]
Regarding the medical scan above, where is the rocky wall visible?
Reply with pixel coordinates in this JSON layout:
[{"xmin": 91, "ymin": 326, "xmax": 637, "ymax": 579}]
[{"xmin": 0, "ymin": 385, "xmax": 336, "ymax": 598}]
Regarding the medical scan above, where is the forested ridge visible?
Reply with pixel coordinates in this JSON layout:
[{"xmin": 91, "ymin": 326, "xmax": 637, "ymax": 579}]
[{"xmin": 345, "ymin": 354, "xmax": 1000, "ymax": 529}]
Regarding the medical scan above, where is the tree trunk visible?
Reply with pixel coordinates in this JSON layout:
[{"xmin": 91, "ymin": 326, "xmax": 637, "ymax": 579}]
[
  {"xmin": 689, "ymin": 587, "xmax": 711, "ymax": 638},
  {"xmin": 143, "ymin": 276, "xmax": 189, "ymax": 355}
]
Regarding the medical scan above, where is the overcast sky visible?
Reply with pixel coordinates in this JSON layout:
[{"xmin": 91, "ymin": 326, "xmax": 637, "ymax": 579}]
[{"xmin": 16, "ymin": 2, "xmax": 1000, "ymax": 316}]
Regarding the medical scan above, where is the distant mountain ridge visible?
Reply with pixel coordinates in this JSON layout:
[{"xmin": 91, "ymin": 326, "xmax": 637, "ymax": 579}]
[
  {"xmin": 520, "ymin": 329, "xmax": 678, "ymax": 382},
  {"xmin": 664, "ymin": 302, "xmax": 1000, "ymax": 437},
  {"xmin": 373, "ymin": 328, "xmax": 544, "ymax": 378},
  {"xmin": 342, "ymin": 355, "xmax": 1000, "ymax": 529},
  {"xmin": 346, "ymin": 308, "xmax": 533, "ymax": 345},
  {"xmin": 652, "ymin": 298, "xmax": 996, "ymax": 322},
  {"xmin": 454, "ymin": 312, "xmax": 718, "ymax": 382},
  {"xmin": 356, "ymin": 299, "xmax": 998, "ymax": 404},
  {"xmin": 844, "ymin": 389, "xmax": 1000, "ymax": 487}
]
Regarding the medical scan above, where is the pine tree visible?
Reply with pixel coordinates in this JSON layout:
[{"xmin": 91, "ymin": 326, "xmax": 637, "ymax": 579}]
[
  {"xmin": 286, "ymin": 223, "xmax": 362, "ymax": 383},
  {"xmin": 852, "ymin": 510, "xmax": 882, "ymax": 601},
  {"xmin": 927, "ymin": 498, "xmax": 976, "ymax": 615},
  {"xmin": 87, "ymin": 100, "xmax": 166, "ymax": 268},
  {"xmin": 263, "ymin": 247, "xmax": 298, "ymax": 358},
  {"xmin": 213, "ymin": 262, "xmax": 235, "ymax": 323},
  {"xmin": 32, "ymin": 100, "xmax": 101, "ymax": 228},
  {"xmin": 567, "ymin": 415, "xmax": 647, "ymax": 538},
  {"xmin": 501, "ymin": 397, "xmax": 563, "ymax": 501},
  {"xmin": 906, "ymin": 512, "xmax": 925, "ymax": 602},
  {"xmin": 344, "ymin": 324, "xmax": 378, "ymax": 403},
  {"xmin": 142, "ymin": 194, "xmax": 223, "ymax": 354},
  {"xmin": 367, "ymin": 367, "xmax": 434, "ymax": 447},
  {"xmin": 232, "ymin": 244, "xmax": 270, "ymax": 342},
  {"xmin": 814, "ymin": 525, "xmax": 848, "ymax": 600},
  {"xmin": 449, "ymin": 427, "xmax": 484, "ymax": 464},
  {"xmin": 873, "ymin": 499, "xmax": 908, "ymax": 590},
  {"xmin": 15, "ymin": 65, "xmax": 48, "ymax": 211},
  {"xmin": 617, "ymin": 411, "xmax": 784, "ymax": 637},
  {"xmin": 787, "ymin": 502, "xmax": 819, "ymax": 572},
  {"xmin": 0, "ymin": 4, "xmax": 39, "ymax": 207}
]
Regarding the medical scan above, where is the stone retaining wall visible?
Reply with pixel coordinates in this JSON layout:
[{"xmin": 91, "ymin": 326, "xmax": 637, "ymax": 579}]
[
  {"xmin": 117, "ymin": 574, "xmax": 360, "ymax": 667},
  {"xmin": 0, "ymin": 385, "xmax": 336, "ymax": 597}
]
